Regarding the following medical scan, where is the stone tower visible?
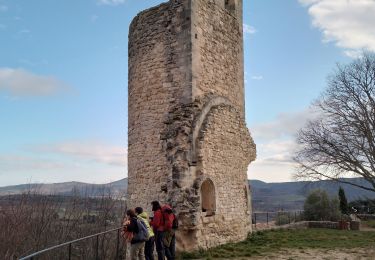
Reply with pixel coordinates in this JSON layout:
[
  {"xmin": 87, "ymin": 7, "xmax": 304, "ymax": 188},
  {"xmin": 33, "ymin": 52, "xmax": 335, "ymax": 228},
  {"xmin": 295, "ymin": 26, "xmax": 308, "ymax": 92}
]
[{"xmin": 128, "ymin": 0, "xmax": 256, "ymax": 251}]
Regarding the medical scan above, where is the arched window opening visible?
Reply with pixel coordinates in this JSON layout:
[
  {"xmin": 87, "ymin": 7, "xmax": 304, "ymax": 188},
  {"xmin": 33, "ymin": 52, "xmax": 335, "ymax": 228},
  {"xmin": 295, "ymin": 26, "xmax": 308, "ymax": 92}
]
[
  {"xmin": 201, "ymin": 179, "xmax": 216, "ymax": 217},
  {"xmin": 225, "ymin": 0, "xmax": 236, "ymax": 12}
]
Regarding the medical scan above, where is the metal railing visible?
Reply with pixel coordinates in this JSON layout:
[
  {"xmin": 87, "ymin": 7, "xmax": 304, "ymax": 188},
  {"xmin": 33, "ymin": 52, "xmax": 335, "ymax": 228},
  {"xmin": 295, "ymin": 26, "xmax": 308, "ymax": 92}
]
[
  {"xmin": 19, "ymin": 226, "xmax": 124, "ymax": 260},
  {"xmin": 252, "ymin": 211, "xmax": 305, "ymax": 226}
]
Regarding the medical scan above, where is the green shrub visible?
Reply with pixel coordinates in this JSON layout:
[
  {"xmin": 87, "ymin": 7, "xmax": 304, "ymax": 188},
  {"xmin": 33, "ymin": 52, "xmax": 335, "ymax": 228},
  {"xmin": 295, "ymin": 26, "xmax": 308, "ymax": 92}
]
[
  {"xmin": 304, "ymin": 189, "xmax": 341, "ymax": 221},
  {"xmin": 338, "ymin": 187, "xmax": 349, "ymax": 214},
  {"xmin": 276, "ymin": 213, "xmax": 293, "ymax": 225}
]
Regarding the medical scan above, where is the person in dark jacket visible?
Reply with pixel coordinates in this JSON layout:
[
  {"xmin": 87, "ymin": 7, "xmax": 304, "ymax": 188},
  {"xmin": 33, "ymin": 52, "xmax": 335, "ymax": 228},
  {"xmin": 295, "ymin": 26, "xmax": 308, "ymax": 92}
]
[
  {"xmin": 150, "ymin": 201, "xmax": 165, "ymax": 260},
  {"xmin": 126, "ymin": 209, "xmax": 146, "ymax": 260}
]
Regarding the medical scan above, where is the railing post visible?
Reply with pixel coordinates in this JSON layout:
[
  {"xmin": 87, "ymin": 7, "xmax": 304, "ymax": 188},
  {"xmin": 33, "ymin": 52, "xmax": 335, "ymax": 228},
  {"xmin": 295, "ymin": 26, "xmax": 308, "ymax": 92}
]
[
  {"xmin": 277, "ymin": 211, "xmax": 279, "ymax": 224},
  {"xmin": 254, "ymin": 213, "xmax": 257, "ymax": 226},
  {"xmin": 68, "ymin": 243, "xmax": 72, "ymax": 260},
  {"xmin": 116, "ymin": 229, "xmax": 120, "ymax": 260},
  {"xmin": 96, "ymin": 235, "xmax": 99, "ymax": 260},
  {"xmin": 266, "ymin": 212, "xmax": 269, "ymax": 225}
]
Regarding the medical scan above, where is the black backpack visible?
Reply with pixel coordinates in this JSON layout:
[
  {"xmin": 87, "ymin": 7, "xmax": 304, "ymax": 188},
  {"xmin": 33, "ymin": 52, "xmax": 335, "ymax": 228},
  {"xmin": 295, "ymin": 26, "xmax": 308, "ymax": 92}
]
[{"xmin": 172, "ymin": 214, "xmax": 179, "ymax": 230}]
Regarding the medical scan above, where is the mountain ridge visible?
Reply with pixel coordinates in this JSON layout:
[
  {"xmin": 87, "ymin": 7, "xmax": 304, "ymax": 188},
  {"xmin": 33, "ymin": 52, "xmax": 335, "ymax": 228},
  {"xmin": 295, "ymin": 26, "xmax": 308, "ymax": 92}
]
[{"xmin": 1, "ymin": 178, "xmax": 373, "ymax": 211}]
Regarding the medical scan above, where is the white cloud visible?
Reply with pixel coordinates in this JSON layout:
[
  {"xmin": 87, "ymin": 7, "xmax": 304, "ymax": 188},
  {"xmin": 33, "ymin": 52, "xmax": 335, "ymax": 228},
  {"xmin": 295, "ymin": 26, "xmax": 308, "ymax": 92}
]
[
  {"xmin": 251, "ymin": 75, "xmax": 263, "ymax": 80},
  {"xmin": 243, "ymin": 24, "xmax": 257, "ymax": 34},
  {"xmin": 343, "ymin": 50, "xmax": 364, "ymax": 59},
  {"xmin": 254, "ymin": 140, "xmax": 297, "ymax": 166},
  {"xmin": 97, "ymin": 0, "xmax": 125, "ymax": 5},
  {"xmin": 0, "ymin": 155, "xmax": 66, "ymax": 172},
  {"xmin": 248, "ymin": 139, "xmax": 298, "ymax": 182},
  {"xmin": 33, "ymin": 141, "xmax": 127, "ymax": 167},
  {"xmin": 0, "ymin": 68, "xmax": 70, "ymax": 97},
  {"xmin": 248, "ymin": 108, "xmax": 321, "ymax": 182},
  {"xmin": 299, "ymin": 0, "xmax": 375, "ymax": 56},
  {"xmin": 251, "ymin": 108, "xmax": 319, "ymax": 140},
  {"xmin": 0, "ymin": 141, "xmax": 127, "ymax": 186},
  {"xmin": 0, "ymin": 154, "xmax": 125, "ymax": 186}
]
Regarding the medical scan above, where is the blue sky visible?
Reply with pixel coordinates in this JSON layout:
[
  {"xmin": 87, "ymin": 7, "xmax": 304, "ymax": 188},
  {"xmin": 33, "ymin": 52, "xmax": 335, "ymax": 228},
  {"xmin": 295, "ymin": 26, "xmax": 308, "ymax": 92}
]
[{"xmin": 0, "ymin": 0, "xmax": 374, "ymax": 186}]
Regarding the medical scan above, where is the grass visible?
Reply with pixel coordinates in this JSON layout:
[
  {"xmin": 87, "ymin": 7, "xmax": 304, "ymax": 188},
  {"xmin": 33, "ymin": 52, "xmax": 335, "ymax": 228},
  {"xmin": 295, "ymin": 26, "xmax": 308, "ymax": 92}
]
[
  {"xmin": 178, "ymin": 229, "xmax": 375, "ymax": 259},
  {"xmin": 363, "ymin": 220, "xmax": 375, "ymax": 229}
]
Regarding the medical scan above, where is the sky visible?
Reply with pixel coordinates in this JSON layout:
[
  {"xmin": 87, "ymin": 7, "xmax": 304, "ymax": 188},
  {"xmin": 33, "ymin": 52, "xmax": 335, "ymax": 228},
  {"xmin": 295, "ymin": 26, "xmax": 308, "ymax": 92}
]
[{"xmin": 0, "ymin": 0, "xmax": 374, "ymax": 186}]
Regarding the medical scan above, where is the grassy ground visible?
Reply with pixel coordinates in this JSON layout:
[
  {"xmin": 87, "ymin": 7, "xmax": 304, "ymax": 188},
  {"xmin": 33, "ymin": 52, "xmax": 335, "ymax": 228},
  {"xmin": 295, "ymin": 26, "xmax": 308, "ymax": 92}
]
[
  {"xmin": 363, "ymin": 220, "xmax": 375, "ymax": 229},
  {"xmin": 179, "ymin": 229, "xmax": 375, "ymax": 259}
]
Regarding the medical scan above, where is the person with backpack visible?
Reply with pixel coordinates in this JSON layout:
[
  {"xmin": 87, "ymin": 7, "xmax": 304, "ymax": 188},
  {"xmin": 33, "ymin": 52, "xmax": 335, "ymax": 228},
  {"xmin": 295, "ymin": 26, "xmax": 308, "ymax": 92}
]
[
  {"xmin": 125, "ymin": 209, "xmax": 148, "ymax": 260},
  {"xmin": 162, "ymin": 205, "xmax": 177, "ymax": 260},
  {"xmin": 150, "ymin": 201, "xmax": 165, "ymax": 260},
  {"xmin": 135, "ymin": 207, "xmax": 155, "ymax": 260}
]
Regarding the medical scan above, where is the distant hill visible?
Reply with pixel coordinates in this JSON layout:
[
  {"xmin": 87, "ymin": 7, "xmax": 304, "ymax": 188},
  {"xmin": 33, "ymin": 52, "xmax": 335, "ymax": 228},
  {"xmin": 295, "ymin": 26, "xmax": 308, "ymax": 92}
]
[
  {"xmin": 0, "ymin": 179, "xmax": 128, "ymax": 198},
  {"xmin": 250, "ymin": 178, "xmax": 375, "ymax": 212},
  {"xmin": 0, "ymin": 178, "xmax": 373, "ymax": 212}
]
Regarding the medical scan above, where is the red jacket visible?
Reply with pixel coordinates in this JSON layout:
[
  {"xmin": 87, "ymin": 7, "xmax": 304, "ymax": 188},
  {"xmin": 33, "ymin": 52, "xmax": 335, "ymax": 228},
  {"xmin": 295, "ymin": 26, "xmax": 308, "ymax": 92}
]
[
  {"xmin": 163, "ymin": 212, "xmax": 175, "ymax": 231},
  {"xmin": 150, "ymin": 209, "xmax": 164, "ymax": 232}
]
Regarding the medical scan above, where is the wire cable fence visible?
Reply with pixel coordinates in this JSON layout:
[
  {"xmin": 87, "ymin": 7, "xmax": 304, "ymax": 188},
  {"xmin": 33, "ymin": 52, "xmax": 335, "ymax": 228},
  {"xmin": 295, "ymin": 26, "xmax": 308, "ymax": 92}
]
[
  {"xmin": 19, "ymin": 227, "xmax": 126, "ymax": 260},
  {"xmin": 252, "ymin": 211, "xmax": 305, "ymax": 228}
]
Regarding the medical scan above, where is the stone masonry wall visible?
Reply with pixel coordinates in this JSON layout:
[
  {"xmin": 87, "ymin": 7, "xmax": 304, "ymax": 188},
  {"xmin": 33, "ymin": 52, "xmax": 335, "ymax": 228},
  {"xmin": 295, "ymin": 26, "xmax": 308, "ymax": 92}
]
[
  {"xmin": 192, "ymin": 0, "xmax": 244, "ymax": 114},
  {"xmin": 128, "ymin": 0, "xmax": 192, "ymax": 209},
  {"xmin": 128, "ymin": 0, "xmax": 256, "ymax": 252},
  {"xmin": 195, "ymin": 104, "xmax": 255, "ymax": 248}
]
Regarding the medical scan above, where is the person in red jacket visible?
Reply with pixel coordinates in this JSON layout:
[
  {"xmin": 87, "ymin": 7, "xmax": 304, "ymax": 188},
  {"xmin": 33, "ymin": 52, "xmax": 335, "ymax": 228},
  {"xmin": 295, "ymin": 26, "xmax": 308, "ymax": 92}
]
[
  {"xmin": 162, "ymin": 205, "xmax": 176, "ymax": 260},
  {"xmin": 150, "ymin": 201, "xmax": 165, "ymax": 260}
]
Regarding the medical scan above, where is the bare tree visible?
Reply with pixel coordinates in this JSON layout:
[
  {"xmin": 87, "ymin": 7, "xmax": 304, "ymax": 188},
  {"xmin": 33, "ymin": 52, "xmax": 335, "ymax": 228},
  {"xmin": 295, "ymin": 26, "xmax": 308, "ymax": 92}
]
[
  {"xmin": 294, "ymin": 52, "xmax": 375, "ymax": 192},
  {"xmin": 0, "ymin": 187, "xmax": 126, "ymax": 259}
]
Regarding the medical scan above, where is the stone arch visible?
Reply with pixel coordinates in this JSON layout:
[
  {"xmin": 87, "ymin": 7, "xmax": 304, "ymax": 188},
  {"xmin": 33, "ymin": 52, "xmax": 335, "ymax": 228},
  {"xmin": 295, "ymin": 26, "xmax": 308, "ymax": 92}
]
[
  {"xmin": 201, "ymin": 178, "xmax": 216, "ymax": 216},
  {"xmin": 191, "ymin": 96, "xmax": 233, "ymax": 165}
]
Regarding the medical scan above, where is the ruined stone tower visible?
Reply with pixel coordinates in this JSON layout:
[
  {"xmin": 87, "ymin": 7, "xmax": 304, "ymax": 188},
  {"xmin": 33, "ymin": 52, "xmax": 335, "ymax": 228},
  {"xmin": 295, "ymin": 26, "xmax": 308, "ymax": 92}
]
[{"xmin": 128, "ymin": 0, "xmax": 256, "ymax": 251}]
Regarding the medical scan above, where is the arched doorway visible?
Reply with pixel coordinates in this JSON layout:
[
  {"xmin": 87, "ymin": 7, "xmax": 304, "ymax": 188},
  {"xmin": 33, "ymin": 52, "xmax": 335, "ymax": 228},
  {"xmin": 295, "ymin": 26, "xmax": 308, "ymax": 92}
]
[{"xmin": 201, "ymin": 179, "xmax": 216, "ymax": 217}]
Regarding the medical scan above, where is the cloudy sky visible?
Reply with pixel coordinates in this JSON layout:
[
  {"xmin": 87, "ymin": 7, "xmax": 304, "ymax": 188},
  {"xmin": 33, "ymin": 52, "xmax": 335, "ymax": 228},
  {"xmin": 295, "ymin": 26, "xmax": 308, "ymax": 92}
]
[{"xmin": 0, "ymin": 0, "xmax": 374, "ymax": 186}]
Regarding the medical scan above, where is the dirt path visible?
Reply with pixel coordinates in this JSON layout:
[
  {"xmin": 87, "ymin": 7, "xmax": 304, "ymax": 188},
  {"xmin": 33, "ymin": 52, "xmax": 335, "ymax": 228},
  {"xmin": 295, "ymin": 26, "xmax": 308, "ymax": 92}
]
[{"xmin": 230, "ymin": 248, "xmax": 375, "ymax": 260}]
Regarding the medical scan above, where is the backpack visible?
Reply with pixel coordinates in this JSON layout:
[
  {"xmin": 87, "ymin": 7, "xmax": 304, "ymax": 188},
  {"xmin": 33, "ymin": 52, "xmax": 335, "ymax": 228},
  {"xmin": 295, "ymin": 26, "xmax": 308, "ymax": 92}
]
[
  {"xmin": 132, "ymin": 219, "xmax": 149, "ymax": 242},
  {"xmin": 172, "ymin": 214, "xmax": 179, "ymax": 230},
  {"xmin": 163, "ymin": 207, "xmax": 178, "ymax": 230}
]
